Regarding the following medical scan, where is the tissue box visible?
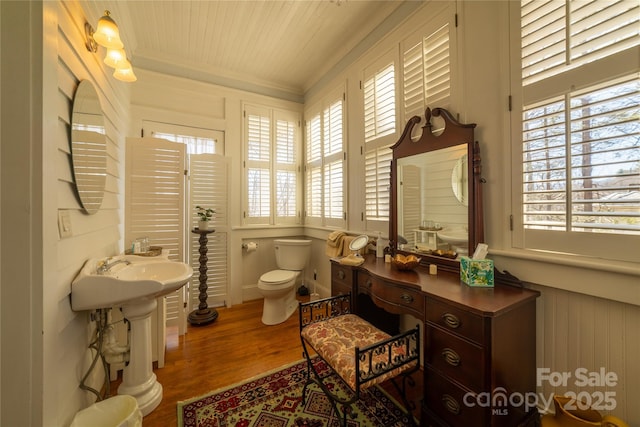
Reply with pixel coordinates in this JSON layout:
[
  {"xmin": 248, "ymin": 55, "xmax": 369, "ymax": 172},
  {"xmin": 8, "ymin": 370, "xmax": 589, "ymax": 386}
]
[{"xmin": 460, "ymin": 256, "xmax": 494, "ymax": 287}]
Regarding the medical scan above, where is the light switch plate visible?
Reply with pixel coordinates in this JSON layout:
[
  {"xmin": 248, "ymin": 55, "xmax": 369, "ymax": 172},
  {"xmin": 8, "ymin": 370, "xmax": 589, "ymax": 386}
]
[{"xmin": 58, "ymin": 210, "xmax": 72, "ymax": 238}]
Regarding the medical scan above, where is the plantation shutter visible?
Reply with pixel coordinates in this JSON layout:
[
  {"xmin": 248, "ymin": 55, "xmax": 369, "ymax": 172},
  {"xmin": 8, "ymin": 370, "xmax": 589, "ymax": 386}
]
[
  {"xmin": 305, "ymin": 113, "xmax": 322, "ymax": 225},
  {"xmin": 365, "ymin": 146, "xmax": 393, "ymax": 221},
  {"xmin": 403, "ymin": 22, "xmax": 452, "ymax": 122},
  {"xmin": 125, "ymin": 137, "xmax": 186, "ymax": 330},
  {"xmin": 274, "ymin": 111, "xmax": 300, "ymax": 224},
  {"xmin": 399, "ymin": 164, "xmax": 422, "ymax": 247},
  {"xmin": 323, "ymin": 96, "xmax": 345, "ymax": 227},
  {"xmin": 364, "ymin": 63, "xmax": 396, "ymax": 141},
  {"xmin": 245, "ymin": 106, "xmax": 271, "ymax": 223},
  {"xmin": 304, "ymin": 89, "xmax": 346, "ymax": 228},
  {"xmin": 364, "ymin": 53, "xmax": 397, "ymax": 230},
  {"xmin": 515, "ymin": 0, "xmax": 640, "ymax": 262},
  {"xmin": 521, "ymin": 0, "xmax": 639, "ymax": 85},
  {"xmin": 189, "ymin": 154, "xmax": 229, "ymax": 312}
]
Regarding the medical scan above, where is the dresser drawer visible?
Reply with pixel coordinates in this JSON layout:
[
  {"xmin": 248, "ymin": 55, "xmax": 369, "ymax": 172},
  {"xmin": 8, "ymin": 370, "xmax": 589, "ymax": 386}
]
[
  {"xmin": 370, "ymin": 277, "xmax": 424, "ymax": 317},
  {"xmin": 426, "ymin": 325, "xmax": 485, "ymax": 391},
  {"xmin": 424, "ymin": 367, "xmax": 486, "ymax": 427},
  {"xmin": 356, "ymin": 270, "xmax": 372, "ymax": 294},
  {"xmin": 426, "ymin": 298, "xmax": 484, "ymax": 344},
  {"xmin": 331, "ymin": 281, "xmax": 351, "ymax": 296},
  {"xmin": 331, "ymin": 263, "xmax": 353, "ymax": 288}
]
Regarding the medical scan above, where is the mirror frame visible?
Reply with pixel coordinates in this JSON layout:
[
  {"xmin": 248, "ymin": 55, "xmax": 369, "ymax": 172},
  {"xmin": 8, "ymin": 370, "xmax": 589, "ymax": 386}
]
[
  {"xmin": 70, "ymin": 80, "xmax": 107, "ymax": 215},
  {"xmin": 389, "ymin": 107, "xmax": 484, "ymax": 270}
]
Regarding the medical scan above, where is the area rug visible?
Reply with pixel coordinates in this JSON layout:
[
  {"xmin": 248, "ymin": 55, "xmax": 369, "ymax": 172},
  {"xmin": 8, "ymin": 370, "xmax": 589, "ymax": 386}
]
[{"xmin": 177, "ymin": 358, "xmax": 414, "ymax": 427}]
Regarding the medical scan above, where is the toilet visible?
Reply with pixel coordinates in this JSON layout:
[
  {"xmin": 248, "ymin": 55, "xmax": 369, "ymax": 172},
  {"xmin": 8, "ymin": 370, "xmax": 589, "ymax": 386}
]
[
  {"xmin": 258, "ymin": 239, "xmax": 312, "ymax": 325},
  {"xmin": 70, "ymin": 395, "xmax": 142, "ymax": 427}
]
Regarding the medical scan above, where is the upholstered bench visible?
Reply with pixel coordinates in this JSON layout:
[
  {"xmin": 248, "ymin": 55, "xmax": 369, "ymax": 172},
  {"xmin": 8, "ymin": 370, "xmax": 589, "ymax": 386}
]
[{"xmin": 299, "ymin": 293, "xmax": 420, "ymax": 427}]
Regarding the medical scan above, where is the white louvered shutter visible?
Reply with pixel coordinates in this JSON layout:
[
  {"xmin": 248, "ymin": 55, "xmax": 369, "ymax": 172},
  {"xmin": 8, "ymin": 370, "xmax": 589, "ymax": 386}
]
[
  {"xmin": 189, "ymin": 154, "xmax": 229, "ymax": 312},
  {"xmin": 323, "ymin": 96, "xmax": 345, "ymax": 227},
  {"xmin": 245, "ymin": 106, "xmax": 271, "ymax": 223},
  {"xmin": 275, "ymin": 111, "xmax": 300, "ymax": 224},
  {"xmin": 515, "ymin": 0, "xmax": 640, "ymax": 262},
  {"xmin": 125, "ymin": 137, "xmax": 186, "ymax": 329},
  {"xmin": 364, "ymin": 53, "xmax": 397, "ymax": 231},
  {"xmin": 400, "ymin": 164, "xmax": 421, "ymax": 247},
  {"xmin": 305, "ymin": 113, "xmax": 323, "ymax": 225}
]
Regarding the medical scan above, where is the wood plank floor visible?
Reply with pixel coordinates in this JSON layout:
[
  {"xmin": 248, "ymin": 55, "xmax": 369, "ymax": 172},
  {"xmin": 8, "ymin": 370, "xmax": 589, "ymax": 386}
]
[{"xmin": 110, "ymin": 297, "xmax": 422, "ymax": 426}]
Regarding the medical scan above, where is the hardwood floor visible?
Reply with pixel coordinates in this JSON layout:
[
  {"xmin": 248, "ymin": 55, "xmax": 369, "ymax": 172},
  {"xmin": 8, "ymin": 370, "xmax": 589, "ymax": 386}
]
[{"xmin": 110, "ymin": 297, "xmax": 422, "ymax": 426}]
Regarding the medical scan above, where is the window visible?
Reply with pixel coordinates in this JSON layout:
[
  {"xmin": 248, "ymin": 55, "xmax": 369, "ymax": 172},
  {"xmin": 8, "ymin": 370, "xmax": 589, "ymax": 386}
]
[
  {"xmin": 244, "ymin": 104, "xmax": 301, "ymax": 225},
  {"xmin": 401, "ymin": 4, "xmax": 457, "ymax": 124},
  {"xmin": 363, "ymin": 53, "xmax": 397, "ymax": 229},
  {"xmin": 143, "ymin": 120, "xmax": 225, "ymax": 154},
  {"xmin": 304, "ymin": 87, "xmax": 346, "ymax": 228},
  {"xmin": 514, "ymin": 0, "xmax": 640, "ymax": 262}
]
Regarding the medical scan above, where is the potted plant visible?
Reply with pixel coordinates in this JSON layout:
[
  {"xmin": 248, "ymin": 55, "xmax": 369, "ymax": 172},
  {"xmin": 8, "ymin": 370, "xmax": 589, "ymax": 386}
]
[{"xmin": 195, "ymin": 205, "xmax": 215, "ymax": 230}]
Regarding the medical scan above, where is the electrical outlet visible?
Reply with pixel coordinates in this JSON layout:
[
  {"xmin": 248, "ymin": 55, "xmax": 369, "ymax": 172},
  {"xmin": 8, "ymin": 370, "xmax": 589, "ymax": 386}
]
[{"xmin": 58, "ymin": 210, "xmax": 72, "ymax": 238}]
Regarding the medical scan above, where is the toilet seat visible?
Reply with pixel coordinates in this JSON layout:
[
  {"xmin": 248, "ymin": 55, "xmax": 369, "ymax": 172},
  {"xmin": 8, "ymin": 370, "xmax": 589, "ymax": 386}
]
[{"xmin": 259, "ymin": 269, "xmax": 297, "ymax": 285}]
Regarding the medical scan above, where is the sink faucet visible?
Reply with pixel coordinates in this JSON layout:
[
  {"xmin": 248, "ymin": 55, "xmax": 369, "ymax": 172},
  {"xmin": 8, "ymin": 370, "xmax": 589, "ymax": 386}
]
[{"xmin": 97, "ymin": 258, "xmax": 131, "ymax": 275}]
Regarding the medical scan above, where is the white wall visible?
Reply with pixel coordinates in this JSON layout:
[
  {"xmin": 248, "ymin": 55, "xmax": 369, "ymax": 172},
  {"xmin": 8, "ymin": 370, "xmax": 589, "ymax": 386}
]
[
  {"xmin": 52, "ymin": 2, "xmax": 132, "ymax": 425},
  {"xmin": 1, "ymin": 1, "xmax": 132, "ymax": 425}
]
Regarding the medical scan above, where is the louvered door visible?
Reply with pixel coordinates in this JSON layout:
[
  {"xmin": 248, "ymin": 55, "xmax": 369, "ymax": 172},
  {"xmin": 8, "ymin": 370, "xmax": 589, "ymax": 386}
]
[
  {"xmin": 188, "ymin": 153, "xmax": 229, "ymax": 313},
  {"xmin": 125, "ymin": 138, "xmax": 187, "ymax": 330}
]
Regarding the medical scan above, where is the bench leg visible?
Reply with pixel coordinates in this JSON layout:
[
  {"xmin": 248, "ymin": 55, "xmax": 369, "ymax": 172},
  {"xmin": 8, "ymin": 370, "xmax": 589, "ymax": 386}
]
[
  {"xmin": 301, "ymin": 340, "xmax": 357, "ymax": 427},
  {"xmin": 389, "ymin": 372, "xmax": 418, "ymax": 427}
]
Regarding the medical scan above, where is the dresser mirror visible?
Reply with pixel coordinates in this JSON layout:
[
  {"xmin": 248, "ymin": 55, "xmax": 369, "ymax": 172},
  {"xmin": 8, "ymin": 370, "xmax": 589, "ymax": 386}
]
[
  {"xmin": 70, "ymin": 80, "xmax": 107, "ymax": 214},
  {"xmin": 390, "ymin": 107, "xmax": 484, "ymax": 269}
]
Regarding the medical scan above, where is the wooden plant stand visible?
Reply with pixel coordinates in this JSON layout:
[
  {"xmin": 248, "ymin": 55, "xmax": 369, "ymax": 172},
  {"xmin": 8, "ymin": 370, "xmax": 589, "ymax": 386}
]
[{"xmin": 188, "ymin": 228, "xmax": 219, "ymax": 326}]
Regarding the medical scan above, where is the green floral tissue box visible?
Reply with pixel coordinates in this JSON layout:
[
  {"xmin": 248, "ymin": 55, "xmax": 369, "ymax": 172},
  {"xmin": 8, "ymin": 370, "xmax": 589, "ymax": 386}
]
[{"xmin": 460, "ymin": 256, "xmax": 494, "ymax": 287}]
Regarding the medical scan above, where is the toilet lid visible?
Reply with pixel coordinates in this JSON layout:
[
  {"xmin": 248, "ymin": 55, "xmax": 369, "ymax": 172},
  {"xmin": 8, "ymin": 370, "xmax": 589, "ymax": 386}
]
[{"xmin": 260, "ymin": 270, "xmax": 297, "ymax": 284}]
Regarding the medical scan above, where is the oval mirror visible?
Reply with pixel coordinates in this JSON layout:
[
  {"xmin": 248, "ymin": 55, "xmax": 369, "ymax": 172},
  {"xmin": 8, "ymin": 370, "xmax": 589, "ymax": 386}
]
[{"xmin": 70, "ymin": 80, "xmax": 107, "ymax": 214}]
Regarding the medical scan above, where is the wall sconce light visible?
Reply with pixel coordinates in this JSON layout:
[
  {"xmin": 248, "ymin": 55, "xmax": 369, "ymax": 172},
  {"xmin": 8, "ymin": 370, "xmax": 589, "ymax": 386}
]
[{"xmin": 85, "ymin": 10, "xmax": 136, "ymax": 82}]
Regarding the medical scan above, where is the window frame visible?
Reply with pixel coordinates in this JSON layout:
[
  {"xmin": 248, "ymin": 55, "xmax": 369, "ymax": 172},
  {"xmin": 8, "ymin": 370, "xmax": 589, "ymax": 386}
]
[
  {"xmin": 243, "ymin": 103, "xmax": 302, "ymax": 226},
  {"xmin": 363, "ymin": 49, "xmax": 398, "ymax": 233},
  {"xmin": 304, "ymin": 85, "xmax": 347, "ymax": 229},
  {"xmin": 510, "ymin": 0, "xmax": 640, "ymax": 263}
]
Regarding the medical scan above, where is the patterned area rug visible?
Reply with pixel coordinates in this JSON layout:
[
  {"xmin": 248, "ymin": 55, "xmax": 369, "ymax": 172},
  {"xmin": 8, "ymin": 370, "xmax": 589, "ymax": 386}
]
[{"xmin": 177, "ymin": 358, "xmax": 414, "ymax": 426}]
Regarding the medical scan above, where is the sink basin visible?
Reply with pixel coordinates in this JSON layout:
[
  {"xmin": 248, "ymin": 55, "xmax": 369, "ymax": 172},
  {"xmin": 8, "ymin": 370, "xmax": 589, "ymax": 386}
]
[
  {"xmin": 71, "ymin": 257, "xmax": 193, "ymax": 311},
  {"xmin": 437, "ymin": 228, "xmax": 468, "ymax": 245}
]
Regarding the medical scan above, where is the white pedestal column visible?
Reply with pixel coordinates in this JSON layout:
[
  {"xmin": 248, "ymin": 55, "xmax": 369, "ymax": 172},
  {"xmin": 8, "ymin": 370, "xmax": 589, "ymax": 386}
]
[{"xmin": 118, "ymin": 299, "xmax": 163, "ymax": 416}]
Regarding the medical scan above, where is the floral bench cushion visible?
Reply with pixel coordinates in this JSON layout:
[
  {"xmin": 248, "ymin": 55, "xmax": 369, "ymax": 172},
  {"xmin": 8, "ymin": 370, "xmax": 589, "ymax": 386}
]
[{"xmin": 301, "ymin": 313, "xmax": 417, "ymax": 391}]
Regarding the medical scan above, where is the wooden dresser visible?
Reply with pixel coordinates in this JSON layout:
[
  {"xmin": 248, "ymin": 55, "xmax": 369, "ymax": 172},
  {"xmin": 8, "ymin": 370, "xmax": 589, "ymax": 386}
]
[{"xmin": 331, "ymin": 255, "xmax": 540, "ymax": 427}]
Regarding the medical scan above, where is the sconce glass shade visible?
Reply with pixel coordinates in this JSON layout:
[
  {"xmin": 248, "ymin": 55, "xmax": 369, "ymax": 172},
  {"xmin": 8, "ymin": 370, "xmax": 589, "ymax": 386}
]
[
  {"xmin": 104, "ymin": 48, "xmax": 127, "ymax": 68},
  {"xmin": 93, "ymin": 11, "xmax": 124, "ymax": 49},
  {"xmin": 113, "ymin": 60, "xmax": 137, "ymax": 82}
]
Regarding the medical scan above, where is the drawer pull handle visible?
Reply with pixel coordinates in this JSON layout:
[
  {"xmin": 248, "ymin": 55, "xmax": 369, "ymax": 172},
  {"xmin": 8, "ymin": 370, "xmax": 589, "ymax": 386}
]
[
  {"xmin": 366, "ymin": 279, "xmax": 372, "ymax": 288},
  {"xmin": 400, "ymin": 293, "xmax": 414, "ymax": 304},
  {"xmin": 442, "ymin": 394, "xmax": 460, "ymax": 415},
  {"xmin": 442, "ymin": 313, "xmax": 461, "ymax": 329},
  {"xmin": 337, "ymin": 270, "xmax": 345, "ymax": 280},
  {"xmin": 442, "ymin": 348, "xmax": 461, "ymax": 366}
]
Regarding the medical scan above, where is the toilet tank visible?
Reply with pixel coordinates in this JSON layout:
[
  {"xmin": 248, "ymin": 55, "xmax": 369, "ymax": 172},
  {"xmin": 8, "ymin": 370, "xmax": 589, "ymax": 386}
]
[{"xmin": 274, "ymin": 239, "xmax": 312, "ymax": 270}]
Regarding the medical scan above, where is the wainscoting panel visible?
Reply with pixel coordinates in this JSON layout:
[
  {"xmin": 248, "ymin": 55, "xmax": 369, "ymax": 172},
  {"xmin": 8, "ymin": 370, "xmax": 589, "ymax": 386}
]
[{"xmin": 533, "ymin": 284, "xmax": 639, "ymax": 424}]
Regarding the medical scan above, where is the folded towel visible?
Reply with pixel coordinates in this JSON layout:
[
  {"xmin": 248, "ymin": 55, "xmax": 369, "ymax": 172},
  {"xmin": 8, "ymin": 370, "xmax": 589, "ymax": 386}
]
[
  {"xmin": 341, "ymin": 235, "xmax": 356, "ymax": 256},
  {"xmin": 339, "ymin": 254, "xmax": 365, "ymax": 266},
  {"xmin": 327, "ymin": 230, "xmax": 345, "ymax": 247},
  {"xmin": 326, "ymin": 231, "xmax": 346, "ymax": 258}
]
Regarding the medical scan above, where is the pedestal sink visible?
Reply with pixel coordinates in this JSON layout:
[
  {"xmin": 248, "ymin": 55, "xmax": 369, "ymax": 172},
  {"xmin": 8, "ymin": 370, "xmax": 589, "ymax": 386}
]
[{"xmin": 71, "ymin": 256, "xmax": 193, "ymax": 415}]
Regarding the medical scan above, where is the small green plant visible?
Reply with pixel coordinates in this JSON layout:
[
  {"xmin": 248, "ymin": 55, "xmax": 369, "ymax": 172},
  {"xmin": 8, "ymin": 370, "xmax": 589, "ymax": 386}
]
[{"xmin": 195, "ymin": 205, "xmax": 215, "ymax": 221}]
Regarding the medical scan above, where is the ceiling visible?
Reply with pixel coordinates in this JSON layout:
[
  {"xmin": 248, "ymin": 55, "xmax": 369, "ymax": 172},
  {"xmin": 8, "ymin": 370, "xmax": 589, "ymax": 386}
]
[{"xmin": 89, "ymin": 1, "xmax": 421, "ymax": 101}]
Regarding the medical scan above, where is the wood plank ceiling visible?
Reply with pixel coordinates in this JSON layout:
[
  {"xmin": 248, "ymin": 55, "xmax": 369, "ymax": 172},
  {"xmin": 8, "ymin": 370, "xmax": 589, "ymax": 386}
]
[{"xmin": 90, "ymin": 0, "xmax": 410, "ymax": 100}]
